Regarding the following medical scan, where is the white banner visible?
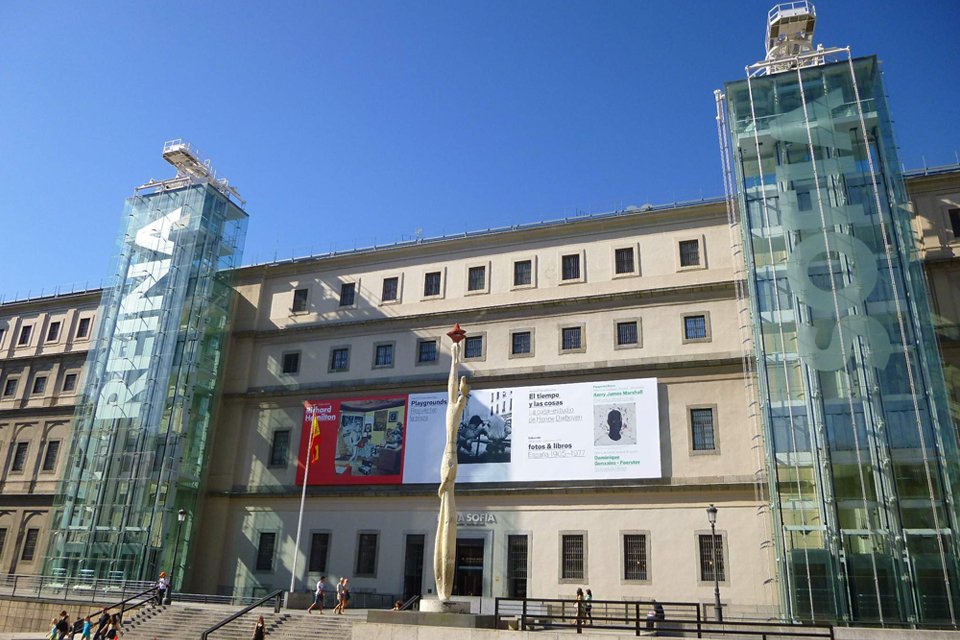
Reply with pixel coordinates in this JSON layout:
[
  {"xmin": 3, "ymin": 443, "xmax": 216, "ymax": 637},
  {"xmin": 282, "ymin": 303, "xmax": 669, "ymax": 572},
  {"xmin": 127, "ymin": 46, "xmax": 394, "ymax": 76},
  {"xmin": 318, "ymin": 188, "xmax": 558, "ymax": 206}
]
[{"xmin": 403, "ymin": 377, "xmax": 660, "ymax": 483}]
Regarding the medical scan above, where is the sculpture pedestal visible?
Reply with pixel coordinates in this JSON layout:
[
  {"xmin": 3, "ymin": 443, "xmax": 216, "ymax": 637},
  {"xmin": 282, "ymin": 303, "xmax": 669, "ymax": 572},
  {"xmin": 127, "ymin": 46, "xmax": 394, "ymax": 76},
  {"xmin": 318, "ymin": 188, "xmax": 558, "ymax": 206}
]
[{"xmin": 419, "ymin": 598, "xmax": 471, "ymax": 614}]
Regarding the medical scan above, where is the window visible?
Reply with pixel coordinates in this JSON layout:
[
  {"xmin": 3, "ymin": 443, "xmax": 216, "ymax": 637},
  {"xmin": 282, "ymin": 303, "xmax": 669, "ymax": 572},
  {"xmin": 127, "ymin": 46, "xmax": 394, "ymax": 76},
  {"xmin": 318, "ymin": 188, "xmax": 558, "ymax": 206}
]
[
  {"xmin": 511, "ymin": 331, "xmax": 532, "ymax": 356},
  {"xmin": 699, "ymin": 534, "xmax": 725, "ymax": 582},
  {"xmin": 256, "ymin": 532, "xmax": 276, "ymax": 571},
  {"xmin": 561, "ymin": 254, "xmax": 581, "ymax": 281},
  {"xmin": 417, "ymin": 339, "xmax": 438, "ymax": 364},
  {"xmin": 41, "ymin": 440, "xmax": 61, "ymax": 472},
  {"xmin": 679, "ymin": 239, "xmax": 701, "ymax": 267},
  {"xmin": 0, "ymin": 327, "xmax": 6, "ymax": 346},
  {"xmin": 291, "ymin": 288, "xmax": 309, "ymax": 313},
  {"xmin": 623, "ymin": 534, "xmax": 648, "ymax": 581},
  {"xmin": 32, "ymin": 376, "xmax": 47, "ymax": 395},
  {"xmin": 62, "ymin": 373, "xmax": 78, "ymax": 393},
  {"xmin": 269, "ymin": 430, "xmax": 290, "ymax": 467},
  {"xmin": 3, "ymin": 378, "xmax": 17, "ymax": 397},
  {"xmin": 11, "ymin": 442, "xmax": 29, "ymax": 472},
  {"xmin": 423, "ymin": 271, "xmax": 442, "ymax": 297},
  {"xmin": 0, "ymin": 528, "xmax": 6, "ymax": 559},
  {"xmin": 329, "ymin": 347, "xmax": 350, "ymax": 372},
  {"xmin": 20, "ymin": 528, "xmax": 39, "ymax": 562},
  {"xmin": 355, "ymin": 532, "xmax": 379, "ymax": 577},
  {"xmin": 796, "ymin": 191, "xmax": 812, "ymax": 211},
  {"xmin": 513, "ymin": 260, "xmax": 532, "ymax": 287},
  {"xmin": 381, "ymin": 277, "xmax": 399, "ymax": 302},
  {"xmin": 560, "ymin": 326, "xmax": 583, "ymax": 352},
  {"xmin": 950, "ymin": 209, "xmax": 960, "ymax": 239},
  {"xmin": 507, "ymin": 534, "xmax": 529, "ymax": 598},
  {"xmin": 339, "ymin": 282, "xmax": 356, "ymax": 307},
  {"xmin": 18, "ymin": 325, "xmax": 32, "ymax": 346},
  {"xmin": 691, "ymin": 407, "xmax": 716, "ymax": 451},
  {"xmin": 463, "ymin": 335, "xmax": 484, "ymax": 360},
  {"xmin": 374, "ymin": 343, "xmax": 394, "ymax": 368},
  {"xmin": 684, "ymin": 314, "xmax": 709, "ymax": 342},
  {"xmin": 281, "ymin": 351, "xmax": 301, "ymax": 375},
  {"xmin": 76, "ymin": 317, "xmax": 91, "ymax": 338},
  {"xmin": 561, "ymin": 533, "xmax": 585, "ymax": 581},
  {"xmin": 309, "ymin": 532, "xmax": 330, "ymax": 573},
  {"xmin": 46, "ymin": 321, "xmax": 61, "ymax": 342},
  {"xmin": 615, "ymin": 248, "xmax": 636, "ymax": 275},
  {"xmin": 467, "ymin": 266, "xmax": 486, "ymax": 292},
  {"xmin": 616, "ymin": 321, "xmax": 639, "ymax": 347}
]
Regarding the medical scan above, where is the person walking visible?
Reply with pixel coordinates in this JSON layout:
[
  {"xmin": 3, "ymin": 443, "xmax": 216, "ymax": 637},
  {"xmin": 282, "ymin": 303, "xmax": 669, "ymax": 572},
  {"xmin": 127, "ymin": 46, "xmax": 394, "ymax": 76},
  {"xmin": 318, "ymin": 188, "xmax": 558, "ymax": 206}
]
[
  {"xmin": 93, "ymin": 610, "xmax": 110, "ymax": 640},
  {"xmin": 156, "ymin": 572, "xmax": 168, "ymax": 605},
  {"xmin": 55, "ymin": 611, "xmax": 70, "ymax": 640},
  {"xmin": 104, "ymin": 614, "xmax": 121, "ymax": 639},
  {"xmin": 585, "ymin": 589, "xmax": 594, "ymax": 626},
  {"xmin": 575, "ymin": 588, "xmax": 585, "ymax": 628},
  {"xmin": 306, "ymin": 576, "xmax": 326, "ymax": 614},
  {"xmin": 80, "ymin": 616, "xmax": 92, "ymax": 640},
  {"xmin": 334, "ymin": 577, "xmax": 350, "ymax": 614},
  {"xmin": 252, "ymin": 615, "xmax": 266, "ymax": 640}
]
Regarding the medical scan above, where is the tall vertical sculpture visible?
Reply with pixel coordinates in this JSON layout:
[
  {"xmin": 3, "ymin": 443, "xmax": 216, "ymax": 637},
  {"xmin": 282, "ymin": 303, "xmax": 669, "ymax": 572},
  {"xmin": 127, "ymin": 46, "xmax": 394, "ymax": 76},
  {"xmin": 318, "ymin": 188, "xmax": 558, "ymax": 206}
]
[{"xmin": 434, "ymin": 324, "xmax": 470, "ymax": 602}]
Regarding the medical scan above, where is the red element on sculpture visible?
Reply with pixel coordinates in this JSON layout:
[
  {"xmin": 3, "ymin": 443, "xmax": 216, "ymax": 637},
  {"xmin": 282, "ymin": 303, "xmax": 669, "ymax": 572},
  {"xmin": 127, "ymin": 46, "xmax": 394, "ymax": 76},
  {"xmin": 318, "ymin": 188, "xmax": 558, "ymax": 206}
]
[{"xmin": 446, "ymin": 323, "xmax": 467, "ymax": 344}]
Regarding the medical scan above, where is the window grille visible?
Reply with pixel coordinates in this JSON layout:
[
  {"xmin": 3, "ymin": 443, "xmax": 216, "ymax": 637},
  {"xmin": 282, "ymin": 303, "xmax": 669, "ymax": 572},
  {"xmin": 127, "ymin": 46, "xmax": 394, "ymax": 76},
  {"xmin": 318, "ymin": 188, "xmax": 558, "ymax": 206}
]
[
  {"xmin": 375, "ymin": 344, "xmax": 394, "ymax": 367},
  {"xmin": 468, "ymin": 266, "xmax": 486, "ymax": 292},
  {"xmin": 356, "ymin": 533, "xmax": 379, "ymax": 576},
  {"xmin": 679, "ymin": 240, "xmax": 700, "ymax": 267},
  {"xmin": 418, "ymin": 340, "xmax": 438, "ymax": 363},
  {"xmin": 512, "ymin": 331, "xmax": 531, "ymax": 355},
  {"xmin": 561, "ymin": 327, "xmax": 582, "ymax": 351},
  {"xmin": 424, "ymin": 272, "xmax": 441, "ymax": 296},
  {"xmin": 699, "ymin": 534, "xmax": 725, "ymax": 582},
  {"xmin": 623, "ymin": 534, "xmax": 648, "ymax": 580},
  {"xmin": 382, "ymin": 277, "xmax": 399, "ymax": 302},
  {"xmin": 684, "ymin": 315, "xmax": 707, "ymax": 340},
  {"xmin": 617, "ymin": 321, "xmax": 638, "ymax": 345},
  {"xmin": 507, "ymin": 535, "xmax": 529, "ymax": 597},
  {"xmin": 561, "ymin": 534, "xmax": 584, "ymax": 580},
  {"xmin": 691, "ymin": 408, "xmax": 716, "ymax": 451},
  {"xmin": 339, "ymin": 282, "xmax": 356, "ymax": 306},
  {"xmin": 270, "ymin": 430, "xmax": 290, "ymax": 467},
  {"xmin": 292, "ymin": 288, "xmax": 309, "ymax": 312},
  {"xmin": 256, "ymin": 532, "xmax": 276, "ymax": 571},
  {"xmin": 615, "ymin": 248, "xmax": 635, "ymax": 274},
  {"xmin": 464, "ymin": 336, "xmax": 483, "ymax": 359},
  {"xmin": 561, "ymin": 254, "xmax": 581, "ymax": 280},
  {"xmin": 309, "ymin": 533, "xmax": 330, "ymax": 573},
  {"xmin": 514, "ymin": 260, "xmax": 532, "ymax": 286}
]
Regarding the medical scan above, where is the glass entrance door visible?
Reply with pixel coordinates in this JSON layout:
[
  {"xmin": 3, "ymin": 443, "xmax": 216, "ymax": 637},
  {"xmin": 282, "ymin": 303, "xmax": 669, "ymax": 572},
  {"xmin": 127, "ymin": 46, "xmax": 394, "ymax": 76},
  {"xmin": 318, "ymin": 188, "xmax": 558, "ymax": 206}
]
[
  {"xmin": 403, "ymin": 534, "xmax": 425, "ymax": 602},
  {"xmin": 453, "ymin": 538, "xmax": 484, "ymax": 597}
]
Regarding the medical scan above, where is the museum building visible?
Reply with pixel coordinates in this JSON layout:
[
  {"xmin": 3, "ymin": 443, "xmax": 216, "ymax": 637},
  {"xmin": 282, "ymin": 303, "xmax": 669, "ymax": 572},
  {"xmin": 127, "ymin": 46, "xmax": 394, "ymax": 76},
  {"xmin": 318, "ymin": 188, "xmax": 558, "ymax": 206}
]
[{"xmin": 0, "ymin": 1, "xmax": 958, "ymax": 628}]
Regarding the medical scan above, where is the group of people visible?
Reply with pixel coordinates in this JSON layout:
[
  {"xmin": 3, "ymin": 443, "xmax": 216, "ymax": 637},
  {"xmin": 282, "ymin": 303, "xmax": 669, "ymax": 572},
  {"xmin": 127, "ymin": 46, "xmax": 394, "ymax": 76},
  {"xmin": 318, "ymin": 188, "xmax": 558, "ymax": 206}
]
[
  {"xmin": 306, "ymin": 576, "xmax": 351, "ymax": 615},
  {"xmin": 573, "ymin": 591, "xmax": 665, "ymax": 630},
  {"xmin": 49, "ymin": 609, "xmax": 122, "ymax": 640}
]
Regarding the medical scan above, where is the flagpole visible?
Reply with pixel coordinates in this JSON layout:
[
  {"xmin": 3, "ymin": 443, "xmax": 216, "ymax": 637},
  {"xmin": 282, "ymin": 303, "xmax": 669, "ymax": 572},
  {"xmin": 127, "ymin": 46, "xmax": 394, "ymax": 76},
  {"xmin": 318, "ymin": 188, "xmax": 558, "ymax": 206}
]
[{"xmin": 290, "ymin": 405, "xmax": 317, "ymax": 594}]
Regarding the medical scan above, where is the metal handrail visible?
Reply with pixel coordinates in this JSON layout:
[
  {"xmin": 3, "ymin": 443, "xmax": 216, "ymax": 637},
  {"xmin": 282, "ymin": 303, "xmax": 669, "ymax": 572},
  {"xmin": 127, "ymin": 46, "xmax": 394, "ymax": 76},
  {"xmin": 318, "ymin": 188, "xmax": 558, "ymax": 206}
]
[
  {"xmin": 92, "ymin": 586, "xmax": 160, "ymax": 623},
  {"xmin": 398, "ymin": 595, "xmax": 420, "ymax": 611},
  {"xmin": 200, "ymin": 589, "xmax": 284, "ymax": 640}
]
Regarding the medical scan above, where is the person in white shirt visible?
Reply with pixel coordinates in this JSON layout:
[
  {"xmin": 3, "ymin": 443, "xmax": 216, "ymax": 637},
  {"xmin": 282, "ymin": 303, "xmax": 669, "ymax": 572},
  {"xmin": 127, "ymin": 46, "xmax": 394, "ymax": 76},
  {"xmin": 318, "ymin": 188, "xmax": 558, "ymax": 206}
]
[{"xmin": 307, "ymin": 576, "xmax": 326, "ymax": 614}]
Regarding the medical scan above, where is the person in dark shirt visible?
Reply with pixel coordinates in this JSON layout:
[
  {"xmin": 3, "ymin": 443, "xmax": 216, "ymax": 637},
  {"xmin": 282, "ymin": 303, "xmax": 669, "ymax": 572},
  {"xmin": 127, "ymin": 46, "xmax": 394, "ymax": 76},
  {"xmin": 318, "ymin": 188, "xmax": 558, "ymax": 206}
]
[
  {"xmin": 93, "ymin": 609, "xmax": 110, "ymax": 640},
  {"xmin": 55, "ymin": 611, "xmax": 70, "ymax": 640}
]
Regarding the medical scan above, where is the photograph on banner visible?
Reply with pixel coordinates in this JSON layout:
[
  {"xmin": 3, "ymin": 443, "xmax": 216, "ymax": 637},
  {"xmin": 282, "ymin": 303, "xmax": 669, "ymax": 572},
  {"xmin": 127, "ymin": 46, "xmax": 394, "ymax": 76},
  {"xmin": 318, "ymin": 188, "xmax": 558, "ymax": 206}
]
[
  {"xmin": 403, "ymin": 377, "xmax": 660, "ymax": 484},
  {"xmin": 297, "ymin": 395, "xmax": 407, "ymax": 485}
]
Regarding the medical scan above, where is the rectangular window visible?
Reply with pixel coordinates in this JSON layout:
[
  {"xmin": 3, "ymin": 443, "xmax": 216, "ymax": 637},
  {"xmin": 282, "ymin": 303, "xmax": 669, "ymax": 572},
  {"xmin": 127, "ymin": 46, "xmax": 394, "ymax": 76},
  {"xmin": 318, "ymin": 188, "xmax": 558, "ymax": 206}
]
[
  {"xmin": 291, "ymin": 288, "xmax": 309, "ymax": 313},
  {"xmin": 11, "ymin": 442, "xmax": 29, "ymax": 472},
  {"xmin": 20, "ymin": 528, "xmax": 39, "ymax": 562},
  {"xmin": 561, "ymin": 534, "xmax": 584, "ymax": 580},
  {"xmin": 796, "ymin": 191, "xmax": 812, "ymax": 211},
  {"xmin": 329, "ymin": 347, "xmax": 350, "ymax": 372},
  {"xmin": 561, "ymin": 327, "xmax": 582, "ymax": 351},
  {"xmin": 511, "ymin": 331, "xmax": 532, "ymax": 356},
  {"xmin": 46, "ymin": 321, "xmax": 61, "ymax": 342},
  {"xmin": 950, "ymin": 208, "xmax": 960, "ymax": 239},
  {"xmin": 355, "ymin": 532, "xmax": 379, "ymax": 576},
  {"xmin": 679, "ymin": 240, "xmax": 701, "ymax": 267},
  {"xmin": 0, "ymin": 528, "xmax": 6, "ymax": 560},
  {"xmin": 464, "ymin": 335, "xmax": 484, "ymax": 359},
  {"xmin": 3, "ymin": 378, "xmax": 17, "ymax": 397},
  {"xmin": 374, "ymin": 343, "xmax": 394, "ymax": 368},
  {"xmin": 417, "ymin": 339, "xmax": 438, "ymax": 364},
  {"xmin": 41, "ymin": 441, "xmax": 60, "ymax": 472},
  {"xmin": 691, "ymin": 407, "xmax": 716, "ymax": 451},
  {"xmin": 561, "ymin": 254, "xmax": 581, "ymax": 281},
  {"xmin": 62, "ymin": 373, "xmax": 78, "ymax": 392},
  {"xmin": 623, "ymin": 534, "xmax": 648, "ymax": 581},
  {"xmin": 0, "ymin": 328, "xmax": 6, "ymax": 347},
  {"xmin": 615, "ymin": 248, "xmax": 635, "ymax": 274},
  {"xmin": 467, "ymin": 266, "xmax": 486, "ymax": 292},
  {"xmin": 684, "ymin": 315, "xmax": 707, "ymax": 341},
  {"xmin": 382, "ymin": 277, "xmax": 399, "ymax": 302},
  {"xmin": 513, "ymin": 260, "xmax": 532, "ymax": 287},
  {"xmin": 32, "ymin": 376, "xmax": 47, "ymax": 395},
  {"xmin": 309, "ymin": 532, "xmax": 330, "ymax": 573},
  {"xmin": 339, "ymin": 282, "xmax": 356, "ymax": 307},
  {"xmin": 17, "ymin": 325, "xmax": 32, "ymax": 346},
  {"xmin": 506, "ymin": 534, "xmax": 529, "ymax": 598},
  {"xmin": 269, "ymin": 430, "xmax": 290, "ymax": 467},
  {"xmin": 699, "ymin": 534, "xmax": 725, "ymax": 582},
  {"xmin": 617, "ymin": 321, "xmax": 638, "ymax": 346},
  {"xmin": 76, "ymin": 317, "xmax": 91, "ymax": 338},
  {"xmin": 281, "ymin": 351, "xmax": 300, "ymax": 375},
  {"xmin": 423, "ymin": 271, "xmax": 442, "ymax": 297},
  {"xmin": 256, "ymin": 532, "xmax": 276, "ymax": 571}
]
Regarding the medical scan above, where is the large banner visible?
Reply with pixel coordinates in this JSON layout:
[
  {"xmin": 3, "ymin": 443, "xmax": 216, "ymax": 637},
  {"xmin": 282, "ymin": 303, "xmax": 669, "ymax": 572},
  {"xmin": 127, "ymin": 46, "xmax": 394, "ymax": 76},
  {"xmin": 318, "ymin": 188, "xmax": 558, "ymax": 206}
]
[{"xmin": 297, "ymin": 378, "xmax": 659, "ymax": 486}]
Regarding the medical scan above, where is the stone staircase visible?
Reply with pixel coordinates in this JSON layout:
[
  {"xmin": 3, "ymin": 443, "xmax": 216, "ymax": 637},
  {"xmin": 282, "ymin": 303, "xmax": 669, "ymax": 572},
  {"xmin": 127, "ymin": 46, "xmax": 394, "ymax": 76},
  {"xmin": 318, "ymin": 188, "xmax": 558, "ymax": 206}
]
[{"xmin": 120, "ymin": 603, "xmax": 358, "ymax": 640}]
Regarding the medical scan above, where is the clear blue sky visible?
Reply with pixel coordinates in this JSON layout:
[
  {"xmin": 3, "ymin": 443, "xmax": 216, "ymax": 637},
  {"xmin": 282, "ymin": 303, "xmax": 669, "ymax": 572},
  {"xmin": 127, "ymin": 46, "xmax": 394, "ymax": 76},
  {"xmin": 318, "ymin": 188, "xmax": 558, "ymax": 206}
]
[{"xmin": 1, "ymin": 1, "xmax": 958, "ymax": 300}]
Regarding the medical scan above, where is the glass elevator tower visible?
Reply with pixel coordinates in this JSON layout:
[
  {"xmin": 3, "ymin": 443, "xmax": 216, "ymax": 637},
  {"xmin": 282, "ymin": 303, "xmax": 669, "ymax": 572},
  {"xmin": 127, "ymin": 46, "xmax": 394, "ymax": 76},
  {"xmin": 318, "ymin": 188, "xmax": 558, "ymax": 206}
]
[
  {"xmin": 43, "ymin": 142, "xmax": 248, "ymax": 586},
  {"xmin": 717, "ymin": 2, "xmax": 960, "ymax": 626}
]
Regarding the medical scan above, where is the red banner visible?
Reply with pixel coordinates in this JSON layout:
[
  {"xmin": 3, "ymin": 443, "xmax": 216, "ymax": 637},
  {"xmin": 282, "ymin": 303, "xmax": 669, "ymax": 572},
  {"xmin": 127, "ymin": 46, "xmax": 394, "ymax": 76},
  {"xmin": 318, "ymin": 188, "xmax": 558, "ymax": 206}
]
[{"xmin": 297, "ymin": 395, "xmax": 408, "ymax": 485}]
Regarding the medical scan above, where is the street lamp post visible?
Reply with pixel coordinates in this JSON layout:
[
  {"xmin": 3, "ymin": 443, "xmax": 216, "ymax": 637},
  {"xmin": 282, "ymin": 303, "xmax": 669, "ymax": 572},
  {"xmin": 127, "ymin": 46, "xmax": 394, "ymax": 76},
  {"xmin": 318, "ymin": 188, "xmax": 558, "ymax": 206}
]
[
  {"xmin": 706, "ymin": 504, "xmax": 722, "ymax": 622},
  {"xmin": 166, "ymin": 509, "xmax": 187, "ymax": 605}
]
